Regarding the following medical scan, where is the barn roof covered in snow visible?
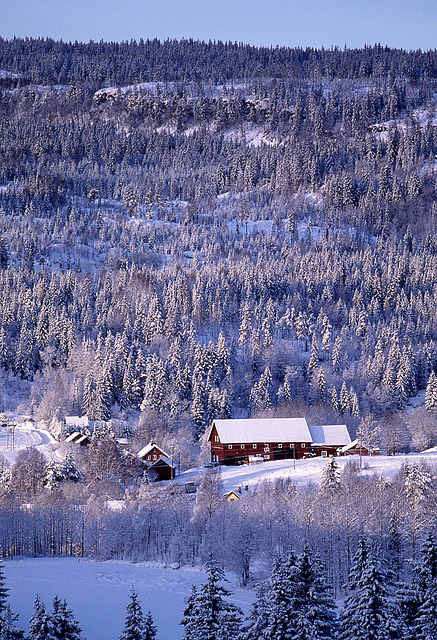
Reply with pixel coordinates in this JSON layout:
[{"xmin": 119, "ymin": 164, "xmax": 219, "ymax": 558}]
[
  {"xmin": 65, "ymin": 416, "xmax": 89, "ymax": 428},
  {"xmin": 209, "ymin": 418, "xmax": 312, "ymax": 444},
  {"xmin": 308, "ymin": 424, "xmax": 351, "ymax": 447}
]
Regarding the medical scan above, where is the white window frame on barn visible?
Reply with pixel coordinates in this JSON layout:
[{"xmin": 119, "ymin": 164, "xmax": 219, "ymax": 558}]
[
  {"xmin": 278, "ymin": 444, "xmax": 283, "ymax": 448},
  {"xmin": 240, "ymin": 444, "xmax": 245, "ymax": 449},
  {"xmin": 252, "ymin": 444, "xmax": 257, "ymax": 448},
  {"xmin": 228, "ymin": 444, "xmax": 233, "ymax": 449}
]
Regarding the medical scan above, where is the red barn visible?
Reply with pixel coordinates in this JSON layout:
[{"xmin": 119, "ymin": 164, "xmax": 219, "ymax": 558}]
[{"xmin": 207, "ymin": 418, "xmax": 312, "ymax": 465}]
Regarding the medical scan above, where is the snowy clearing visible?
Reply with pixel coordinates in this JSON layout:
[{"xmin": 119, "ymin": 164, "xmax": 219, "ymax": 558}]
[
  {"xmin": 177, "ymin": 451, "xmax": 437, "ymax": 494},
  {"xmin": 4, "ymin": 557, "xmax": 253, "ymax": 640},
  {"xmin": 0, "ymin": 424, "xmax": 58, "ymax": 464}
]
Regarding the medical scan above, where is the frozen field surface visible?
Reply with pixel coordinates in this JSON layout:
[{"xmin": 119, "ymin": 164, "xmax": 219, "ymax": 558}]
[{"xmin": 4, "ymin": 557, "xmax": 254, "ymax": 640}]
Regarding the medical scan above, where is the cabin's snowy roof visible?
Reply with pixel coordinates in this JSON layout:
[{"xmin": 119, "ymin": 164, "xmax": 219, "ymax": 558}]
[
  {"xmin": 66, "ymin": 432, "xmax": 81, "ymax": 443},
  {"xmin": 66, "ymin": 432, "xmax": 90, "ymax": 445},
  {"xmin": 309, "ymin": 424, "xmax": 351, "ymax": 447},
  {"xmin": 137, "ymin": 442, "xmax": 170, "ymax": 459},
  {"xmin": 339, "ymin": 439, "xmax": 359, "ymax": 453},
  {"xmin": 210, "ymin": 418, "xmax": 312, "ymax": 444},
  {"xmin": 339, "ymin": 439, "xmax": 380, "ymax": 454},
  {"xmin": 150, "ymin": 455, "xmax": 174, "ymax": 468},
  {"xmin": 65, "ymin": 416, "xmax": 89, "ymax": 428}
]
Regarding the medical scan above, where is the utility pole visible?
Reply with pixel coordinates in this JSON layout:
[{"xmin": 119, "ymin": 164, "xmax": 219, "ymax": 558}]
[{"xmin": 6, "ymin": 420, "xmax": 16, "ymax": 450}]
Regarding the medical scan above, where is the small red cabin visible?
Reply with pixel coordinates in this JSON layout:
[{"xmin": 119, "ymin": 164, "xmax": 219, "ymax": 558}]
[{"xmin": 137, "ymin": 441, "xmax": 176, "ymax": 481}]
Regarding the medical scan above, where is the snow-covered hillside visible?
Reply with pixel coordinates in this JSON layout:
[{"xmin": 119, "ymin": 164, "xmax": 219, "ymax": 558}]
[
  {"xmin": 177, "ymin": 451, "xmax": 437, "ymax": 494},
  {"xmin": 0, "ymin": 423, "xmax": 58, "ymax": 464},
  {"xmin": 3, "ymin": 417, "xmax": 437, "ymax": 493}
]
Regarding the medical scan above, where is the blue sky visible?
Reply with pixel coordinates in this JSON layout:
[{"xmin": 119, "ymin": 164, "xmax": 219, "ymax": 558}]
[{"xmin": 2, "ymin": 0, "xmax": 436, "ymax": 50}]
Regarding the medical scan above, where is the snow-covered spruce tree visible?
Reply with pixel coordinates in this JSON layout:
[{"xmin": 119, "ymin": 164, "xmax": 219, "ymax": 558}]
[
  {"xmin": 425, "ymin": 371, "xmax": 437, "ymax": 413},
  {"xmin": 0, "ymin": 564, "xmax": 9, "ymax": 617},
  {"xmin": 291, "ymin": 547, "xmax": 337, "ymax": 640},
  {"xmin": 181, "ymin": 585, "xmax": 202, "ymax": 640},
  {"xmin": 403, "ymin": 462, "xmax": 433, "ymax": 557},
  {"xmin": 142, "ymin": 610, "xmax": 157, "ymax": 640},
  {"xmin": 263, "ymin": 551, "xmax": 298, "ymax": 640},
  {"xmin": 48, "ymin": 596, "xmax": 83, "ymax": 640},
  {"xmin": 397, "ymin": 534, "xmax": 437, "ymax": 640},
  {"xmin": 247, "ymin": 547, "xmax": 336, "ymax": 640},
  {"xmin": 240, "ymin": 584, "xmax": 270, "ymax": 640},
  {"xmin": 180, "ymin": 559, "xmax": 242, "ymax": 640},
  {"xmin": 119, "ymin": 589, "xmax": 156, "ymax": 640},
  {"xmin": 319, "ymin": 458, "xmax": 341, "ymax": 495},
  {"xmin": 28, "ymin": 595, "xmax": 50, "ymax": 640},
  {"xmin": 0, "ymin": 604, "xmax": 24, "ymax": 640},
  {"xmin": 340, "ymin": 539, "xmax": 395, "ymax": 640},
  {"xmin": 60, "ymin": 452, "xmax": 80, "ymax": 483}
]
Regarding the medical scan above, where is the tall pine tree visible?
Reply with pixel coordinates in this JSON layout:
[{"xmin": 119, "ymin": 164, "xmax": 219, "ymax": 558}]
[
  {"xmin": 119, "ymin": 589, "xmax": 156, "ymax": 640},
  {"xmin": 181, "ymin": 559, "xmax": 242, "ymax": 640},
  {"xmin": 49, "ymin": 596, "xmax": 82, "ymax": 640},
  {"xmin": 340, "ymin": 539, "xmax": 394, "ymax": 640},
  {"xmin": 28, "ymin": 595, "xmax": 50, "ymax": 640}
]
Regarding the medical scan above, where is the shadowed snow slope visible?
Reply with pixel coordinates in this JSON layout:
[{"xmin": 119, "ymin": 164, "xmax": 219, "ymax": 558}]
[{"xmin": 5, "ymin": 557, "xmax": 253, "ymax": 640}]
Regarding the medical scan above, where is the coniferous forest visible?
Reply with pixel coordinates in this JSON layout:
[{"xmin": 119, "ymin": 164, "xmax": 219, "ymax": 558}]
[{"xmin": 2, "ymin": 38, "xmax": 437, "ymax": 637}]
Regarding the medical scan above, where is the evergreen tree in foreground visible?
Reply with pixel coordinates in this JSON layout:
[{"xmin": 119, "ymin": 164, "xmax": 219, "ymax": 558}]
[
  {"xmin": 340, "ymin": 538, "xmax": 394, "ymax": 640},
  {"xmin": 291, "ymin": 547, "xmax": 337, "ymax": 640},
  {"xmin": 245, "ymin": 547, "xmax": 336, "ymax": 640},
  {"xmin": 181, "ymin": 558, "xmax": 242, "ymax": 640},
  {"xmin": 0, "ymin": 564, "xmax": 9, "ymax": 617},
  {"xmin": 119, "ymin": 589, "xmax": 156, "ymax": 640},
  {"xmin": 263, "ymin": 552, "xmax": 297, "ymax": 640},
  {"xmin": 49, "ymin": 596, "xmax": 82, "ymax": 640},
  {"xmin": 0, "ymin": 563, "xmax": 23, "ymax": 640},
  {"xmin": 28, "ymin": 595, "xmax": 50, "ymax": 640},
  {"xmin": 0, "ymin": 605, "xmax": 23, "ymax": 640},
  {"xmin": 240, "ymin": 584, "xmax": 269, "ymax": 640},
  {"xmin": 397, "ymin": 534, "xmax": 437, "ymax": 640}
]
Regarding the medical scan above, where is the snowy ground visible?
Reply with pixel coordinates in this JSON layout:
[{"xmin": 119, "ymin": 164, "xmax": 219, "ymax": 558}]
[
  {"xmin": 0, "ymin": 425, "xmax": 58, "ymax": 464},
  {"xmin": 177, "ymin": 451, "xmax": 437, "ymax": 494},
  {"xmin": 4, "ymin": 558, "xmax": 254, "ymax": 640}
]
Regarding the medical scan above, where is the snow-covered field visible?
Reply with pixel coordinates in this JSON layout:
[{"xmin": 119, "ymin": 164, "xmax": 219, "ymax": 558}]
[
  {"xmin": 178, "ymin": 451, "xmax": 437, "ymax": 494},
  {"xmin": 4, "ymin": 558, "xmax": 253, "ymax": 640}
]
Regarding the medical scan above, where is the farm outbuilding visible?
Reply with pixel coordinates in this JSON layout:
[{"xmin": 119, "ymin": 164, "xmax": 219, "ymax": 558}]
[
  {"xmin": 339, "ymin": 439, "xmax": 380, "ymax": 456},
  {"xmin": 65, "ymin": 432, "xmax": 91, "ymax": 446},
  {"xmin": 65, "ymin": 416, "xmax": 89, "ymax": 430}
]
